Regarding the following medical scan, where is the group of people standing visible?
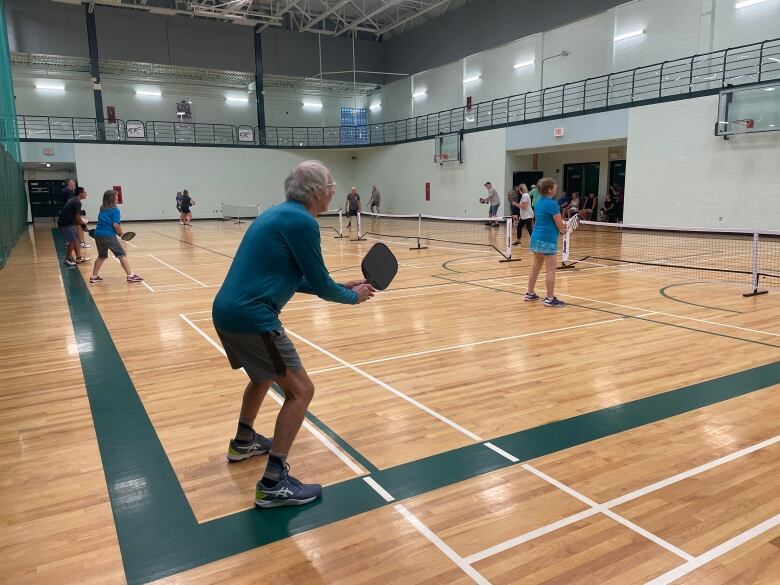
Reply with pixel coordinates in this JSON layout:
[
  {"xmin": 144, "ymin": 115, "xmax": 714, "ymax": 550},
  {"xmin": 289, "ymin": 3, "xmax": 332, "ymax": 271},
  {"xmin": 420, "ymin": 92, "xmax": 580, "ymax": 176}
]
[
  {"xmin": 344, "ymin": 185, "xmax": 381, "ymax": 227},
  {"xmin": 56, "ymin": 179, "xmax": 143, "ymax": 283}
]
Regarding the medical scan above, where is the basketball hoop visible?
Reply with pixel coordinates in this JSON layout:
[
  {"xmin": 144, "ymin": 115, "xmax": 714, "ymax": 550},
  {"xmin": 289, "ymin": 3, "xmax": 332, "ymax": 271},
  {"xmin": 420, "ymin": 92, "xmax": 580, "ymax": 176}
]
[
  {"xmin": 718, "ymin": 118, "xmax": 755, "ymax": 140},
  {"xmin": 434, "ymin": 153, "xmax": 449, "ymax": 165}
]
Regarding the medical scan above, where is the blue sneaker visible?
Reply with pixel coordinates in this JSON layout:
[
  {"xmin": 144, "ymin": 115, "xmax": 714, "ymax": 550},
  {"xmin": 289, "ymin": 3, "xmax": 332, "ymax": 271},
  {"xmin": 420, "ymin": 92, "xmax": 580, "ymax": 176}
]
[
  {"xmin": 227, "ymin": 432, "xmax": 272, "ymax": 462},
  {"xmin": 255, "ymin": 466, "xmax": 322, "ymax": 508},
  {"xmin": 524, "ymin": 292, "xmax": 540, "ymax": 302},
  {"xmin": 544, "ymin": 296, "xmax": 566, "ymax": 307}
]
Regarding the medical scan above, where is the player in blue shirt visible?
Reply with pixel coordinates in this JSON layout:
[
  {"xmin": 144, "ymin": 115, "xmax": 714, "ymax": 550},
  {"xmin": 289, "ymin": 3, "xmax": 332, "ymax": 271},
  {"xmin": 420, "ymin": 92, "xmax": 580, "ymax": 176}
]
[
  {"xmin": 525, "ymin": 178, "xmax": 567, "ymax": 307},
  {"xmin": 89, "ymin": 189, "xmax": 143, "ymax": 284},
  {"xmin": 213, "ymin": 160, "xmax": 376, "ymax": 508}
]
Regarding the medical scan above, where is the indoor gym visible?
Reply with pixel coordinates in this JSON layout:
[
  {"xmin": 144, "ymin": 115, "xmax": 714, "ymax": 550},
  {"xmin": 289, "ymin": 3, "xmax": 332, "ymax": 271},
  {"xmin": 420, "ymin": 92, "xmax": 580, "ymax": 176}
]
[{"xmin": 1, "ymin": 1, "xmax": 779, "ymax": 584}]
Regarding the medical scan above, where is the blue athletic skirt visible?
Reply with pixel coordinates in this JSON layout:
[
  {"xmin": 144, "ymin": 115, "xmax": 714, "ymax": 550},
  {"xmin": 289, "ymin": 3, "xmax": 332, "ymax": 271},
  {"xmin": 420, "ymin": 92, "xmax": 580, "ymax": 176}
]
[{"xmin": 529, "ymin": 237, "xmax": 558, "ymax": 255}]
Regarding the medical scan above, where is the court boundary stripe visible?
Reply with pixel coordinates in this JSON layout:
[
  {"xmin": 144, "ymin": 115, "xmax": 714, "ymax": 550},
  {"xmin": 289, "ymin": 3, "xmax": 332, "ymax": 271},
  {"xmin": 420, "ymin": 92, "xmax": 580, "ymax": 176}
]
[
  {"xmin": 52, "ymin": 228, "xmax": 780, "ymax": 584},
  {"xmin": 179, "ymin": 314, "xmax": 370, "ymax": 476},
  {"xmin": 466, "ymin": 435, "xmax": 779, "ymax": 564},
  {"xmin": 147, "ymin": 254, "xmax": 209, "ymax": 287},
  {"xmin": 432, "ymin": 274, "xmax": 780, "ymax": 349},
  {"xmin": 285, "ymin": 328, "xmax": 485, "ymax": 442},
  {"xmin": 301, "ymin": 315, "xmax": 627, "ymax": 375},
  {"xmin": 645, "ymin": 513, "xmax": 780, "ymax": 584},
  {"xmin": 395, "ymin": 504, "xmax": 491, "ymax": 585}
]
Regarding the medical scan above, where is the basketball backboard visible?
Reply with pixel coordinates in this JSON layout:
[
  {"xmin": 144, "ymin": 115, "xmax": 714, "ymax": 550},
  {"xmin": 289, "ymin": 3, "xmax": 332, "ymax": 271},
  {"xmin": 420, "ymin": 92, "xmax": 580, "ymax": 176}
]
[{"xmin": 434, "ymin": 131, "xmax": 463, "ymax": 165}]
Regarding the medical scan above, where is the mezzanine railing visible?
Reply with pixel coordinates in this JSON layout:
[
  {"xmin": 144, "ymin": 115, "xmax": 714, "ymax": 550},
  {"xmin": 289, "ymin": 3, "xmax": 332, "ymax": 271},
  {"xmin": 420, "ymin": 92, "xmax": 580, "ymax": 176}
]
[{"xmin": 13, "ymin": 37, "xmax": 780, "ymax": 149}]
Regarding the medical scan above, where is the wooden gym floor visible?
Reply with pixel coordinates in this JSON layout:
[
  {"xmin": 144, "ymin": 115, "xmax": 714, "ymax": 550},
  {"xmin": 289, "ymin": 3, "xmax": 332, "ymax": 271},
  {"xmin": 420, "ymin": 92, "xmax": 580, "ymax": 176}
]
[{"xmin": 1, "ymin": 220, "xmax": 778, "ymax": 585}]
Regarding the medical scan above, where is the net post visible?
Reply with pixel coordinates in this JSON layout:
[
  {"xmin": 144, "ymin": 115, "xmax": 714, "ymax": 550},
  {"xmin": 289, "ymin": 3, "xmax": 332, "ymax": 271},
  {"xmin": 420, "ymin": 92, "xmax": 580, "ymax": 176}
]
[
  {"xmin": 409, "ymin": 213, "xmax": 427, "ymax": 250},
  {"xmin": 352, "ymin": 211, "xmax": 365, "ymax": 241},
  {"xmin": 333, "ymin": 208, "xmax": 346, "ymax": 238},
  {"xmin": 743, "ymin": 231, "xmax": 769, "ymax": 297},
  {"xmin": 499, "ymin": 216, "xmax": 520, "ymax": 262},
  {"xmin": 560, "ymin": 222, "xmax": 576, "ymax": 269}
]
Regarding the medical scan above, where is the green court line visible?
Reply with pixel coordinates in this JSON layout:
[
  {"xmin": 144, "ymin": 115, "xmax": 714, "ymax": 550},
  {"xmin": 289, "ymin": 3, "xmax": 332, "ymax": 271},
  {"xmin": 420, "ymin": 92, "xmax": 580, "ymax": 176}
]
[{"xmin": 53, "ymin": 229, "xmax": 780, "ymax": 584}]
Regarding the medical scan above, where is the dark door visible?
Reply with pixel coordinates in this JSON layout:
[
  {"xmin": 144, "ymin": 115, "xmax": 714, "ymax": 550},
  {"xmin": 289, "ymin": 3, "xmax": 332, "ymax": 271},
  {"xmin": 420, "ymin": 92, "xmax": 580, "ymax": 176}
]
[
  {"xmin": 512, "ymin": 171, "xmax": 543, "ymax": 189},
  {"xmin": 28, "ymin": 180, "xmax": 65, "ymax": 221},
  {"xmin": 609, "ymin": 160, "xmax": 626, "ymax": 191},
  {"xmin": 564, "ymin": 162, "xmax": 599, "ymax": 196}
]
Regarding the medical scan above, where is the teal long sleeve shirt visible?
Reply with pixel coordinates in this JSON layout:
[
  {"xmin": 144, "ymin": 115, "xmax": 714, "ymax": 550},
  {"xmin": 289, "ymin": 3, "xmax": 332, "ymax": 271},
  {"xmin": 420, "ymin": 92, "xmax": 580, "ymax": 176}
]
[{"xmin": 212, "ymin": 200, "xmax": 358, "ymax": 333}]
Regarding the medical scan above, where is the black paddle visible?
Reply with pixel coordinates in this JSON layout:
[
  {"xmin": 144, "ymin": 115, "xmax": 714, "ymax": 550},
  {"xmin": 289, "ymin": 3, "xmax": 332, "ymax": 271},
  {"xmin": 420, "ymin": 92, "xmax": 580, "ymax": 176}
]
[{"xmin": 361, "ymin": 242, "xmax": 398, "ymax": 290}]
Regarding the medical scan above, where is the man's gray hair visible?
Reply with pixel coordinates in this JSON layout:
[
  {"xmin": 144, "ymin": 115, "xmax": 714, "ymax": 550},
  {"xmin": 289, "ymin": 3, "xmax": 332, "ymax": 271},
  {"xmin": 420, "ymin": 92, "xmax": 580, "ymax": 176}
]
[{"xmin": 285, "ymin": 160, "xmax": 330, "ymax": 205}]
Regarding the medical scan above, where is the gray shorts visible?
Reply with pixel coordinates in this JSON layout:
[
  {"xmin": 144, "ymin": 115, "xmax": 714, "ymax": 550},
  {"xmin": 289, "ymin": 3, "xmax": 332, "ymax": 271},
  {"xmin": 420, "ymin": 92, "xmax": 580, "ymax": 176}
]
[
  {"xmin": 95, "ymin": 236, "xmax": 127, "ymax": 259},
  {"xmin": 59, "ymin": 225, "xmax": 78, "ymax": 244},
  {"xmin": 215, "ymin": 327, "xmax": 303, "ymax": 382}
]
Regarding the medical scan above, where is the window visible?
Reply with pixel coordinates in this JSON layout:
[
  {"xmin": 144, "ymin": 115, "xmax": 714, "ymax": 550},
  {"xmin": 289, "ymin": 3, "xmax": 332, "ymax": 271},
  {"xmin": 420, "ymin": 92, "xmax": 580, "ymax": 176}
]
[{"xmin": 340, "ymin": 107, "xmax": 367, "ymax": 145}]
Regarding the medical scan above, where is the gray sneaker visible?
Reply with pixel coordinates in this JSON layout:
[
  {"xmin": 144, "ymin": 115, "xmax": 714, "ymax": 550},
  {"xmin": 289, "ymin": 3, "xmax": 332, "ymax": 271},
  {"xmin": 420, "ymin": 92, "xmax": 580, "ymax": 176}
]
[
  {"xmin": 227, "ymin": 432, "xmax": 272, "ymax": 462},
  {"xmin": 255, "ymin": 466, "xmax": 322, "ymax": 508}
]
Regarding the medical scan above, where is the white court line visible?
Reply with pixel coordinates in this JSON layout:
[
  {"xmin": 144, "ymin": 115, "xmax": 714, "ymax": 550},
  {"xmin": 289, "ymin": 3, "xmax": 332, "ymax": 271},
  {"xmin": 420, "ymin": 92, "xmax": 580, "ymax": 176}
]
[
  {"xmin": 363, "ymin": 477, "xmax": 395, "ymax": 502},
  {"xmin": 483, "ymin": 442, "xmax": 519, "ymax": 462},
  {"xmin": 464, "ymin": 509, "xmax": 600, "ymax": 564},
  {"xmin": 395, "ymin": 504, "xmax": 492, "ymax": 585},
  {"xmin": 306, "ymin": 317, "xmax": 627, "ymax": 375},
  {"xmin": 148, "ymin": 254, "xmax": 208, "ymax": 287},
  {"xmin": 284, "ymin": 328, "xmax": 485, "ymax": 442},
  {"xmin": 178, "ymin": 314, "xmax": 365, "ymax": 476},
  {"xmin": 124, "ymin": 240, "xmax": 138, "ymax": 248},
  {"xmin": 603, "ymin": 434, "xmax": 780, "ymax": 509},
  {"xmin": 645, "ymin": 513, "xmax": 780, "ymax": 584},
  {"xmin": 557, "ymin": 292, "xmax": 780, "ymax": 337},
  {"xmin": 521, "ymin": 463, "xmax": 694, "ymax": 562},
  {"xmin": 465, "ymin": 435, "xmax": 780, "ymax": 565},
  {"xmin": 108, "ymin": 255, "xmax": 155, "ymax": 291},
  {"xmin": 486, "ymin": 281, "xmax": 780, "ymax": 338}
]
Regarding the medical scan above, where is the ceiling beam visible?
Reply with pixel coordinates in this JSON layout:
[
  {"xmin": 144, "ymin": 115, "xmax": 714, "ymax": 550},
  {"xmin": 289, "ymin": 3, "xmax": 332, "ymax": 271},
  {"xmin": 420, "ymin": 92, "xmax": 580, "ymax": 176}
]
[
  {"xmin": 299, "ymin": 0, "xmax": 351, "ymax": 32},
  {"xmin": 258, "ymin": 0, "xmax": 303, "ymax": 31},
  {"xmin": 376, "ymin": 0, "xmax": 450, "ymax": 37},
  {"xmin": 334, "ymin": 0, "xmax": 406, "ymax": 37}
]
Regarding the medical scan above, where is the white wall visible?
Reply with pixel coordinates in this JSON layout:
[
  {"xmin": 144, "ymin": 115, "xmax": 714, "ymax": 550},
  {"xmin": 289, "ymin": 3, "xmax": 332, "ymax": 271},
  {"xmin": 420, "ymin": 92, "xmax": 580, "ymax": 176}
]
[
  {"xmin": 541, "ymin": 12, "xmax": 612, "ymax": 88},
  {"xmin": 352, "ymin": 128, "xmax": 507, "ymax": 217},
  {"xmin": 713, "ymin": 0, "xmax": 780, "ymax": 50},
  {"xmin": 463, "ymin": 34, "xmax": 540, "ymax": 103},
  {"xmin": 72, "ymin": 144, "xmax": 356, "ymax": 221},
  {"xmin": 611, "ymin": 0, "xmax": 702, "ymax": 73},
  {"xmin": 411, "ymin": 61, "xmax": 463, "ymax": 117},
  {"xmin": 625, "ymin": 94, "xmax": 780, "ymax": 230}
]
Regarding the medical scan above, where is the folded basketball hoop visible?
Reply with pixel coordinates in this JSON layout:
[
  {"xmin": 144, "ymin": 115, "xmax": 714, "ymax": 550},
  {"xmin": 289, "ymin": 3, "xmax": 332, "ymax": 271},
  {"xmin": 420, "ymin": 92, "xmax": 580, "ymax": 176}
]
[{"xmin": 434, "ymin": 153, "xmax": 449, "ymax": 165}]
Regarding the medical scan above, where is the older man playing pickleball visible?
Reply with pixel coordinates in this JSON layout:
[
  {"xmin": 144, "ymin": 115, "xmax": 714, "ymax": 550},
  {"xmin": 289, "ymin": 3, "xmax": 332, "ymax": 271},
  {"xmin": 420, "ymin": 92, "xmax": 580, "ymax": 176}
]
[{"xmin": 212, "ymin": 160, "xmax": 375, "ymax": 508}]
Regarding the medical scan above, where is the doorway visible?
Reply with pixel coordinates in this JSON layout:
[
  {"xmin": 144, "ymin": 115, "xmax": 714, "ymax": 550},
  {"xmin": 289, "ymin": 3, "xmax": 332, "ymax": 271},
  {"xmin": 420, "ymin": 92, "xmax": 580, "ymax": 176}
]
[
  {"xmin": 512, "ymin": 171, "xmax": 543, "ymax": 189},
  {"xmin": 563, "ymin": 162, "xmax": 599, "ymax": 197},
  {"xmin": 609, "ymin": 160, "xmax": 626, "ymax": 191},
  {"xmin": 28, "ymin": 179, "xmax": 67, "ymax": 221}
]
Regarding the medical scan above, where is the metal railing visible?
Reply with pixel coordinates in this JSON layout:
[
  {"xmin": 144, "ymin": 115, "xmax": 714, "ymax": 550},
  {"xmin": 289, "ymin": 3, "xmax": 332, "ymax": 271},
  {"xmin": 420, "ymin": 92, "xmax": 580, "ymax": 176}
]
[{"xmin": 13, "ymin": 37, "xmax": 780, "ymax": 149}]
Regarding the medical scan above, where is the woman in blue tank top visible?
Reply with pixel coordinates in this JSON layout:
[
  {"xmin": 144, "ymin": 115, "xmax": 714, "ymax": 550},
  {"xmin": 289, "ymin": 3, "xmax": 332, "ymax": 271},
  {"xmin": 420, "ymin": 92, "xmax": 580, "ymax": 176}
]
[{"xmin": 525, "ymin": 177, "xmax": 567, "ymax": 307}]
